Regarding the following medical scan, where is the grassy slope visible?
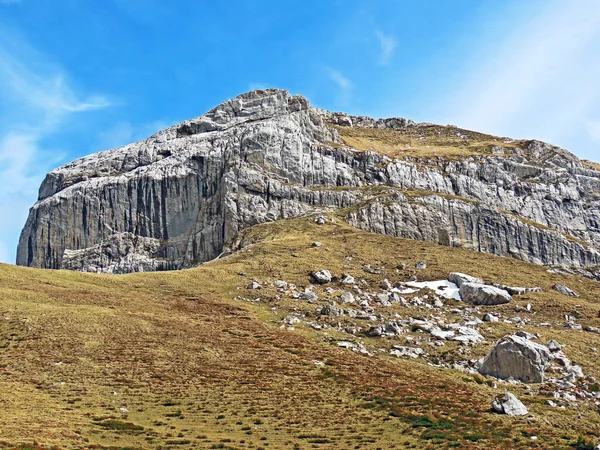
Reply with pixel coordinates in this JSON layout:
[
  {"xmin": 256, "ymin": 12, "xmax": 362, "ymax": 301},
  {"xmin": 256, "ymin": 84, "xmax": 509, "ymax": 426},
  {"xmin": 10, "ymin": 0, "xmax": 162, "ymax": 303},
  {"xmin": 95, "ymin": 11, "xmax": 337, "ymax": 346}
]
[
  {"xmin": 333, "ymin": 124, "xmax": 522, "ymax": 160},
  {"xmin": 1, "ymin": 218, "xmax": 600, "ymax": 449}
]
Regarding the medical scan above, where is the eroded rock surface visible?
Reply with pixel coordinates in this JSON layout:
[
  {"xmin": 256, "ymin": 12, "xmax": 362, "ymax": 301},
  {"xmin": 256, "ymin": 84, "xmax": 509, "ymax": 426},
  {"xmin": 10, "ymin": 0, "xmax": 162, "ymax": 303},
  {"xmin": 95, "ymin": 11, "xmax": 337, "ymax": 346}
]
[
  {"xmin": 479, "ymin": 335, "xmax": 552, "ymax": 383},
  {"xmin": 492, "ymin": 392, "xmax": 528, "ymax": 416},
  {"xmin": 17, "ymin": 89, "xmax": 600, "ymax": 273}
]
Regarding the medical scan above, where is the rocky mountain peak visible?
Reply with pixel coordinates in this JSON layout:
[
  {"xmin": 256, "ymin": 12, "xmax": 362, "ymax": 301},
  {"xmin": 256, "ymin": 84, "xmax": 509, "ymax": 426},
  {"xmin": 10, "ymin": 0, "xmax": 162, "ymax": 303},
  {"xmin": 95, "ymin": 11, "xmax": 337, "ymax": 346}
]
[
  {"xmin": 171, "ymin": 88, "xmax": 310, "ymax": 138},
  {"xmin": 17, "ymin": 89, "xmax": 600, "ymax": 275}
]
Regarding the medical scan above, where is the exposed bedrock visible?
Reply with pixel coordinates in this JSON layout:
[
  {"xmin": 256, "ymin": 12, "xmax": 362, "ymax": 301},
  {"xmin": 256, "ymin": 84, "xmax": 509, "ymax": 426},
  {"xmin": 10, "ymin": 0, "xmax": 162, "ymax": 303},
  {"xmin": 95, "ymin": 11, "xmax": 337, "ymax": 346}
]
[{"xmin": 17, "ymin": 89, "xmax": 600, "ymax": 273}]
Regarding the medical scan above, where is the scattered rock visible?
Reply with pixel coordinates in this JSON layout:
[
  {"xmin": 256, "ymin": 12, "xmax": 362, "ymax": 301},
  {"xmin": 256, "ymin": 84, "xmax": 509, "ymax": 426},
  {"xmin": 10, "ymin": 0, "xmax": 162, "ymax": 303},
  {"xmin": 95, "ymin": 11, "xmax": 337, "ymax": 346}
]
[
  {"xmin": 390, "ymin": 346, "xmax": 424, "ymax": 359},
  {"xmin": 515, "ymin": 330, "xmax": 537, "ymax": 340},
  {"xmin": 315, "ymin": 215, "xmax": 326, "ymax": 225},
  {"xmin": 337, "ymin": 341, "xmax": 354, "ymax": 349},
  {"xmin": 479, "ymin": 334, "xmax": 551, "ymax": 383},
  {"xmin": 380, "ymin": 279, "xmax": 392, "ymax": 290},
  {"xmin": 553, "ymin": 284, "xmax": 578, "ymax": 297},
  {"xmin": 339, "ymin": 291, "xmax": 355, "ymax": 304},
  {"xmin": 311, "ymin": 241, "xmax": 322, "ymax": 247},
  {"xmin": 282, "ymin": 315, "xmax": 300, "ymax": 326},
  {"xmin": 459, "ymin": 283, "xmax": 512, "ymax": 306},
  {"xmin": 483, "ymin": 313, "xmax": 499, "ymax": 323},
  {"xmin": 247, "ymin": 281, "xmax": 262, "ymax": 290},
  {"xmin": 415, "ymin": 261, "xmax": 427, "ymax": 270},
  {"xmin": 492, "ymin": 392, "xmax": 528, "ymax": 416},
  {"xmin": 321, "ymin": 303, "xmax": 343, "ymax": 316},
  {"xmin": 451, "ymin": 327, "xmax": 485, "ymax": 345},
  {"xmin": 546, "ymin": 340, "xmax": 562, "ymax": 352},
  {"xmin": 273, "ymin": 280, "xmax": 288, "ymax": 289},
  {"xmin": 341, "ymin": 274, "xmax": 356, "ymax": 285},
  {"xmin": 311, "ymin": 270, "xmax": 332, "ymax": 284},
  {"xmin": 448, "ymin": 272, "xmax": 484, "ymax": 287},
  {"xmin": 494, "ymin": 284, "xmax": 541, "ymax": 295},
  {"xmin": 298, "ymin": 291, "xmax": 318, "ymax": 301},
  {"xmin": 568, "ymin": 365, "xmax": 584, "ymax": 379},
  {"xmin": 362, "ymin": 264, "xmax": 380, "ymax": 274}
]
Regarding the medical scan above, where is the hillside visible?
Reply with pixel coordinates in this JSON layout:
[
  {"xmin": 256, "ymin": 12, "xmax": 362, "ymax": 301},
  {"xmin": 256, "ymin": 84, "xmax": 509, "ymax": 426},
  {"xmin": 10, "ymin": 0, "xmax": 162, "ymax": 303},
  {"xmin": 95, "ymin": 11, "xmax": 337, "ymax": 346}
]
[{"xmin": 2, "ymin": 217, "xmax": 600, "ymax": 449}]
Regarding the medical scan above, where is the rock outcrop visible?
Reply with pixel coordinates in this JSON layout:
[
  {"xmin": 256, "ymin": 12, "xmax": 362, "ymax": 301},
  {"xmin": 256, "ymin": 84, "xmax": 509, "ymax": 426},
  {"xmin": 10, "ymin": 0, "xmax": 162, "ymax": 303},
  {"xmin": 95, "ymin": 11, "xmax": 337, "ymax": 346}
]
[
  {"xmin": 459, "ymin": 283, "xmax": 512, "ymax": 306},
  {"xmin": 491, "ymin": 392, "xmax": 528, "ymax": 416},
  {"xmin": 479, "ymin": 335, "xmax": 552, "ymax": 383},
  {"xmin": 17, "ymin": 89, "xmax": 600, "ymax": 273}
]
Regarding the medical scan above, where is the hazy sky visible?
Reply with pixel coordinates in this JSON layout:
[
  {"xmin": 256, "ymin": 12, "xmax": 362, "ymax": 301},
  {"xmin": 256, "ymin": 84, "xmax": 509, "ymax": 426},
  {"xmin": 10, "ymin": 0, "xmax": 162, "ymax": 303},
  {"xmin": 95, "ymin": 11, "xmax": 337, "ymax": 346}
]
[{"xmin": 1, "ymin": 0, "xmax": 599, "ymax": 263}]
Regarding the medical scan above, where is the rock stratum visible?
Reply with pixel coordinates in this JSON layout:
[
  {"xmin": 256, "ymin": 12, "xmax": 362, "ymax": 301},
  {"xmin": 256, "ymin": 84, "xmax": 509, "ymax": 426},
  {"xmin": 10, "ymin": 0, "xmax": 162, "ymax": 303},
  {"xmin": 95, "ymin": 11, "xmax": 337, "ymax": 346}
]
[{"xmin": 17, "ymin": 89, "xmax": 600, "ymax": 274}]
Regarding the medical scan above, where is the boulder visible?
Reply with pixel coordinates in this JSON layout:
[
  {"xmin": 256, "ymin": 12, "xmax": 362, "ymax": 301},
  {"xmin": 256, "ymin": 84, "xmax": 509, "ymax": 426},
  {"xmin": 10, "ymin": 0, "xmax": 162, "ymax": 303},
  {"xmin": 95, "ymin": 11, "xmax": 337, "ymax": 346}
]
[
  {"xmin": 362, "ymin": 264, "xmax": 380, "ymax": 274},
  {"xmin": 339, "ymin": 291, "xmax": 355, "ymax": 304},
  {"xmin": 514, "ymin": 330, "xmax": 537, "ymax": 340},
  {"xmin": 273, "ymin": 280, "xmax": 288, "ymax": 289},
  {"xmin": 380, "ymin": 279, "xmax": 392, "ymax": 290},
  {"xmin": 340, "ymin": 274, "xmax": 356, "ymax": 285},
  {"xmin": 311, "ymin": 270, "xmax": 332, "ymax": 284},
  {"xmin": 553, "ymin": 284, "xmax": 578, "ymax": 297},
  {"xmin": 450, "ymin": 327, "xmax": 485, "ymax": 345},
  {"xmin": 479, "ymin": 335, "xmax": 551, "ymax": 383},
  {"xmin": 482, "ymin": 313, "xmax": 499, "ymax": 322},
  {"xmin": 459, "ymin": 283, "xmax": 512, "ymax": 306},
  {"xmin": 491, "ymin": 392, "xmax": 528, "ymax": 416},
  {"xmin": 448, "ymin": 272, "xmax": 484, "ymax": 287},
  {"xmin": 298, "ymin": 291, "xmax": 318, "ymax": 301},
  {"xmin": 546, "ymin": 339, "xmax": 562, "ymax": 352},
  {"xmin": 320, "ymin": 303, "xmax": 343, "ymax": 316},
  {"xmin": 247, "ymin": 281, "xmax": 262, "ymax": 290}
]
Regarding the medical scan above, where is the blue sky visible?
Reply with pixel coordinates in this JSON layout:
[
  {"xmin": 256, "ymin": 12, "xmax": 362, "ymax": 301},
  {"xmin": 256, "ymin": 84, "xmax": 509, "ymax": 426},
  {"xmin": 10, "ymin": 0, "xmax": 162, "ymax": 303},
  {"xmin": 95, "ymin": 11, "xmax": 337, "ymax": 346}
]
[{"xmin": 0, "ymin": 0, "xmax": 599, "ymax": 263}]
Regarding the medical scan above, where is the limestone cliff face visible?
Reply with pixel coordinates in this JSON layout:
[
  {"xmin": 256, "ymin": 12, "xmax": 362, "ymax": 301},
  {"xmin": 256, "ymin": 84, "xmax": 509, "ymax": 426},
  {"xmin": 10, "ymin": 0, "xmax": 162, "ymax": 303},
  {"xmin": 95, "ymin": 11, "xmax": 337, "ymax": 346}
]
[{"xmin": 17, "ymin": 89, "xmax": 600, "ymax": 273}]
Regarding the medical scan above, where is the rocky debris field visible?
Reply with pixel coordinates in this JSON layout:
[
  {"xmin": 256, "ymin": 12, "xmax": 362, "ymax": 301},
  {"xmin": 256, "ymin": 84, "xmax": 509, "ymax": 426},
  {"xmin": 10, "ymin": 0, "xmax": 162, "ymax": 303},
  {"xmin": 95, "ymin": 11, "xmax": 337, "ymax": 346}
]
[{"xmin": 234, "ymin": 218, "xmax": 600, "ymax": 439}]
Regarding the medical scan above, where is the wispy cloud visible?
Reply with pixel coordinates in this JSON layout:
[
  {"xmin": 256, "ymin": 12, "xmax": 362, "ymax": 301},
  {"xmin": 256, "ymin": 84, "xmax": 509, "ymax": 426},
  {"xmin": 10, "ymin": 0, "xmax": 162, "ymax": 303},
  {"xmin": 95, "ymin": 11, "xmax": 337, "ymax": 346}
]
[
  {"xmin": 375, "ymin": 30, "xmax": 396, "ymax": 65},
  {"xmin": 0, "ymin": 31, "xmax": 110, "ymax": 263},
  {"xmin": 327, "ymin": 68, "xmax": 351, "ymax": 90},
  {"xmin": 325, "ymin": 67, "xmax": 353, "ymax": 106},
  {"xmin": 96, "ymin": 119, "xmax": 171, "ymax": 151},
  {"xmin": 443, "ymin": 1, "xmax": 600, "ymax": 160}
]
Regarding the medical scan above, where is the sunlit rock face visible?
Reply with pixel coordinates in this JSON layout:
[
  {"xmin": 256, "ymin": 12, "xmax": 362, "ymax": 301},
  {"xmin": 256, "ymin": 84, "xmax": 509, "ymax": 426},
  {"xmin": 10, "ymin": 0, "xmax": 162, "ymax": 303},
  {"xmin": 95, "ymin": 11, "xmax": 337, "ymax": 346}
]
[{"xmin": 17, "ymin": 89, "xmax": 600, "ymax": 273}]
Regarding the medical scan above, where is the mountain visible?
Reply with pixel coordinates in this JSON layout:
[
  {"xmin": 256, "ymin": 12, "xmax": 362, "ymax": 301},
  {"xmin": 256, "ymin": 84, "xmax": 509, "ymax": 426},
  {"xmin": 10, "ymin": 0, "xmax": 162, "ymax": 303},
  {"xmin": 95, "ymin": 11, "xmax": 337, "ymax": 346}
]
[
  {"xmin": 4, "ymin": 89, "xmax": 600, "ymax": 449},
  {"xmin": 16, "ymin": 89, "xmax": 600, "ymax": 276}
]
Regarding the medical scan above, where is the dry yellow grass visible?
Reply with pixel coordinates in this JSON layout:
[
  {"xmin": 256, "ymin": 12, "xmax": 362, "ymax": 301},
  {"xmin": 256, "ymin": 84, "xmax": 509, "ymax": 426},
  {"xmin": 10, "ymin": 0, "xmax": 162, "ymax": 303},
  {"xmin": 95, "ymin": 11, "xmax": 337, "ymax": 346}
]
[
  {"xmin": 333, "ymin": 125, "xmax": 521, "ymax": 160},
  {"xmin": 1, "ymin": 218, "xmax": 600, "ymax": 449},
  {"xmin": 584, "ymin": 160, "xmax": 600, "ymax": 171}
]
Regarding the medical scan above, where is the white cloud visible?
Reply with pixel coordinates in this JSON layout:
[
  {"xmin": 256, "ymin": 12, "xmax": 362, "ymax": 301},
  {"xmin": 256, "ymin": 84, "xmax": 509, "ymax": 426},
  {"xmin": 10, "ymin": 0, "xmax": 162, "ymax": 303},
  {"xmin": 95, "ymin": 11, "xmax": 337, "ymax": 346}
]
[
  {"xmin": 442, "ymin": 0, "xmax": 600, "ymax": 160},
  {"xmin": 327, "ymin": 68, "xmax": 352, "ymax": 90},
  {"xmin": 375, "ymin": 30, "xmax": 396, "ymax": 65},
  {"xmin": 325, "ymin": 67, "xmax": 353, "ymax": 106},
  {"xmin": 0, "ymin": 33, "xmax": 110, "ymax": 263}
]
